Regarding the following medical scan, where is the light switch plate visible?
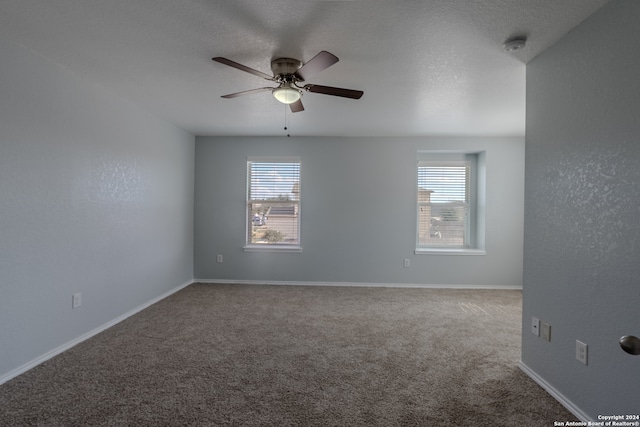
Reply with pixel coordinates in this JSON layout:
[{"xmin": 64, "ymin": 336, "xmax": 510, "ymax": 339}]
[{"xmin": 531, "ymin": 317, "xmax": 540, "ymax": 336}]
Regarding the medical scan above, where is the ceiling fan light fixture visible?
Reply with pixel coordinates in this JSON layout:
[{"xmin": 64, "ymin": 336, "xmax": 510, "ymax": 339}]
[{"xmin": 273, "ymin": 85, "xmax": 302, "ymax": 104}]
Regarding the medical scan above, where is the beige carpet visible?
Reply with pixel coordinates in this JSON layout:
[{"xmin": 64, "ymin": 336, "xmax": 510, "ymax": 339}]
[{"xmin": 0, "ymin": 283, "xmax": 576, "ymax": 426}]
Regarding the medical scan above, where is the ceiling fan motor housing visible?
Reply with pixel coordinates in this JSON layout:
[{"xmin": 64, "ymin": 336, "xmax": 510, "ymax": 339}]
[{"xmin": 271, "ymin": 58, "xmax": 302, "ymax": 80}]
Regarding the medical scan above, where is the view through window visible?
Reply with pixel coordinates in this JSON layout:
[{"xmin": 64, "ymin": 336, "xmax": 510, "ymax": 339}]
[{"xmin": 246, "ymin": 158, "xmax": 301, "ymax": 248}]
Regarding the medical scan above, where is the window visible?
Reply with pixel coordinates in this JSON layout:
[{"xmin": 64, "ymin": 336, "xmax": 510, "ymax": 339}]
[
  {"xmin": 417, "ymin": 152, "xmax": 484, "ymax": 253},
  {"xmin": 246, "ymin": 157, "xmax": 301, "ymax": 251}
]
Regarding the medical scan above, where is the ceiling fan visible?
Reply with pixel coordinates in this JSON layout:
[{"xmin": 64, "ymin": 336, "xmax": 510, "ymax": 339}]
[{"xmin": 212, "ymin": 51, "xmax": 363, "ymax": 113}]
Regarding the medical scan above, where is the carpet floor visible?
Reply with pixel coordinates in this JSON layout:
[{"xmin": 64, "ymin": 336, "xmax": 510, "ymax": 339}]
[{"xmin": 0, "ymin": 283, "xmax": 577, "ymax": 426}]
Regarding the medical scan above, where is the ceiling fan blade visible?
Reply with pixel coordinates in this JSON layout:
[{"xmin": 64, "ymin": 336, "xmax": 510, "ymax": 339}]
[
  {"xmin": 221, "ymin": 87, "xmax": 273, "ymax": 99},
  {"xmin": 294, "ymin": 51, "xmax": 339, "ymax": 82},
  {"xmin": 289, "ymin": 99, "xmax": 304, "ymax": 113},
  {"xmin": 212, "ymin": 57, "xmax": 273, "ymax": 80},
  {"xmin": 305, "ymin": 84, "xmax": 364, "ymax": 99}
]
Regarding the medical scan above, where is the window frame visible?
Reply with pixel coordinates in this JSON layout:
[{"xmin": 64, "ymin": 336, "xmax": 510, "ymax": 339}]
[
  {"xmin": 244, "ymin": 156, "xmax": 302, "ymax": 253},
  {"xmin": 415, "ymin": 151, "xmax": 485, "ymax": 256}
]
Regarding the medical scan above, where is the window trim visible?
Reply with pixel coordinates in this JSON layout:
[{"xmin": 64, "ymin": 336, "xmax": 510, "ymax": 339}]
[
  {"xmin": 414, "ymin": 248, "xmax": 486, "ymax": 256},
  {"xmin": 244, "ymin": 156, "xmax": 302, "ymax": 252},
  {"xmin": 243, "ymin": 245, "xmax": 303, "ymax": 253},
  {"xmin": 415, "ymin": 151, "xmax": 485, "ymax": 255}
]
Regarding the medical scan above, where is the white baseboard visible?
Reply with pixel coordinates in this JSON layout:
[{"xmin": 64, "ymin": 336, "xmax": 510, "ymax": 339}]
[
  {"xmin": 194, "ymin": 278, "xmax": 522, "ymax": 290},
  {"xmin": 0, "ymin": 279, "xmax": 194, "ymax": 385},
  {"xmin": 518, "ymin": 361, "xmax": 592, "ymax": 422}
]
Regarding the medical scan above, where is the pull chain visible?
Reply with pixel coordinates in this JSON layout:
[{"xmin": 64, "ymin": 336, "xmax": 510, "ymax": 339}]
[{"xmin": 283, "ymin": 104, "xmax": 290, "ymax": 137}]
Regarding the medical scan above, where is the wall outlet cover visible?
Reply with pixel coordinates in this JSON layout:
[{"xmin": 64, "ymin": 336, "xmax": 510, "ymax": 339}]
[
  {"xmin": 72, "ymin": 292, "xmax": 82, "ymax": 309},
  {"xmin": 576, "ymin": 340, "xmax": 588, "ymax": 365}
]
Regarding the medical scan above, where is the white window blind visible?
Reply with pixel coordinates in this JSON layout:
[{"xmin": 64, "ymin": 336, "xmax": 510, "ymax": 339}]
[
  {"xmin": 417, "ymin": 154, "xmax": 474, "ymax": 249},
  {"xmin": 246, "ymin": 158, "xmax": 301, "ymax": 248}
]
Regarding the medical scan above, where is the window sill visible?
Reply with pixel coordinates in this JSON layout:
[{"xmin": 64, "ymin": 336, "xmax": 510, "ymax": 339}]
[
  {"xmin": 244, "ymin": 245, "xmax": 302, "ymax": 253},
  {"xmin": 415, "ymin": 248, "xmax": 486, "ymax": 256}
]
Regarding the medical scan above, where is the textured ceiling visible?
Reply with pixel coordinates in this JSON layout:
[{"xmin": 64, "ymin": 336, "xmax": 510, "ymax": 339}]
[{"xmin": 0, "ymin": 0, "xmax": 610, "ymax": 137}]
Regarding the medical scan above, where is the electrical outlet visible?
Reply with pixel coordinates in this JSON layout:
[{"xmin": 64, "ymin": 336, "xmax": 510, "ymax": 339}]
[
  {"xmin": 403, "ymin": 258, "xmax": 411, "ymax": 268},
  {"xmin": 541, "ymin": 322, "xmax": 551, "ymax": 341},
  {"xmin": 576, "ymin": 340, "xmax": 588, "ymax": 365},
  {"xmin": 531, "ymin": 317, "xmax": 540, "ymax": 336},
  {"xmin": 216, "ymin": 254, "xmax": 223, "ymax": 263},
  {"xmin": 72, "ymin": 292, "xmax": 82, "ymax": 309}
]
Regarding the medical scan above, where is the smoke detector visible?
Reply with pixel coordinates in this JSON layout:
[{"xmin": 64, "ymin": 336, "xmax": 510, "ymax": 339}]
[{"xmin": 504, "ymin": 36, "xmax": 527, "ymax": 51}]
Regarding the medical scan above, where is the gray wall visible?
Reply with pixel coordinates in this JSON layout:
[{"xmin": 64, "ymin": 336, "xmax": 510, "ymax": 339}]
[
  {"xmin": 522, "ymin": 0, "xmax": 640, "ymax": 418},
  {"xmin": 0, "ymin": 37, "xmax": 195, "ymax": 379},
  {"xmin": 195, "ymin": 135, "xmax": 524, "ymax": 287}
]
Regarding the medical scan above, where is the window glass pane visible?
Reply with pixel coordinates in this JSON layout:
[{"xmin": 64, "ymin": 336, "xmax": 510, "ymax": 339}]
[
  {"xmin": 418, "ymin": 166, "xmax": 468, "ymax": 203},
  {"xmin": 249, "ymin": 202, "xmax": 299, "ymax": 245},
  {"xmin": 249, "ymin": 162, "xmax": 300, "ymax": 201},
  {"xmin": 421, "ymin": 203, "xmax": 468, "ymax": 246}
]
